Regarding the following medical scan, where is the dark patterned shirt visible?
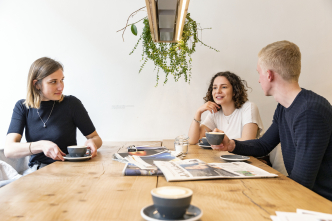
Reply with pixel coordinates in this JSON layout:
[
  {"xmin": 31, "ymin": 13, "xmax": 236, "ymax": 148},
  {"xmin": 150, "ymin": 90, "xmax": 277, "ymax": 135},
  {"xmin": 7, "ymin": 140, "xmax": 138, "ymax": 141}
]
[{"xmin": 233, "ymin": 89, "xmax": 332, "ymax": 201}]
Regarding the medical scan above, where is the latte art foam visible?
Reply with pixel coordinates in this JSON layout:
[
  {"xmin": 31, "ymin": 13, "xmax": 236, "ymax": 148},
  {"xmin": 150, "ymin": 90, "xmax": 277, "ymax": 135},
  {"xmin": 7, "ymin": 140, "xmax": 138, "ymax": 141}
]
[
  {"xmin": 67, "ymin": 145, "xmax": 87, "ymax": 149},
  {"xmin": 207, "ymin": 132, "xmax": 224, "ymax": 135},
  {"xmin": 151, "ymin": 186, "xmax": 192, "ymax": 199}
]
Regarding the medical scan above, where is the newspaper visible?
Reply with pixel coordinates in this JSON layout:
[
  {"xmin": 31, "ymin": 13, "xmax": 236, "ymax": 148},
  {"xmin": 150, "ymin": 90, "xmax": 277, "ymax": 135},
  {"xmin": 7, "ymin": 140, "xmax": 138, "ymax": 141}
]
[
  {"xmin": 154, "ymin": 159, "xmax": 278, "ymax": 182},
  {"xmin": 271, "ymin": 209, "xmax": 332, "ymax": 221}
]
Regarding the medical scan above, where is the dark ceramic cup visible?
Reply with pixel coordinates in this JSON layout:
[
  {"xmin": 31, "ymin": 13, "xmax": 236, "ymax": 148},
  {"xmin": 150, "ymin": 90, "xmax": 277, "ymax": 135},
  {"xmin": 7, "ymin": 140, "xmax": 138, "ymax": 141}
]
[
  {"xmin": 205, "ymin": 132, "xmax": 225, "ymax": 145},
  {"xmin": 67, "ymin": 146, "xmax": 91, "ymax": 157},
  {"xmin": 151, "ymin": 186, "xmax": 193, "ymax": 219},
  {"xmin": 198, "ymin": 137, "xmax": 209, "ymax": 146}
]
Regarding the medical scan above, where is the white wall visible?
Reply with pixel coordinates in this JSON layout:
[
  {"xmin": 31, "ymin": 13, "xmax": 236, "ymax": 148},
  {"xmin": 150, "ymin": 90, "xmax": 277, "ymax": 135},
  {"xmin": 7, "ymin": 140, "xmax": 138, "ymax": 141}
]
[{"xmin": 1, "ymin": 0, "xmax": 332, "ymax": 145}]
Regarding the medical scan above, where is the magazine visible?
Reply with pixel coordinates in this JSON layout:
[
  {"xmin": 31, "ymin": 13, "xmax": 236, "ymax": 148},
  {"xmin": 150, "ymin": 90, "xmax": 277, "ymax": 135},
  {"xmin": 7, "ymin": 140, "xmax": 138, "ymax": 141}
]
[
  {"xmin": 117, "ymin": 151, "xmax": 182, "ymax": 176},
  {"xmin": 154, "ymin": 159, "xmax": 278, "ymax": 182},
  {"xmin": 122, "ymin": 163, "xmax": 163, "ymax": 176},
  {"xmin": 114, "ymin": 149, "xmax": 169, "ymax": 160}
]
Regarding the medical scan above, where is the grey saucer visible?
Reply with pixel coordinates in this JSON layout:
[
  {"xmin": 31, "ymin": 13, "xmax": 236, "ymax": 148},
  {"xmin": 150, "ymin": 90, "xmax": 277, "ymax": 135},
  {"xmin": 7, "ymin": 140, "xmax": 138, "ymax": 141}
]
[
  {"xmin": 64, "ymin": 154, "xmax": 92, "ymax": 162},
  {"xmin": 141, "ymin": 204, "xmax": 202, "ymax": 221},
  {"xmin": 220, "ymin": 155, "xmax": 250, "ymax": 161},
  {"xmin": 198, "ymin": 144, "xmax": 212, "ymax": 149}
]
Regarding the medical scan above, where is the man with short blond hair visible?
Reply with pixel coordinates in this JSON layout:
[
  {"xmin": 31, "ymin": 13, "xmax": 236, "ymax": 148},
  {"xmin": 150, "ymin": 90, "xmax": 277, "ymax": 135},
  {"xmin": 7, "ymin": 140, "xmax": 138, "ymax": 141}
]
[
  {"xmin": 214, "ymin": 40, "xmax": 332, "ymax": 201},
  {"xmin": 258, "ymin": 40, "xmax": 301, "ymax": 82}
]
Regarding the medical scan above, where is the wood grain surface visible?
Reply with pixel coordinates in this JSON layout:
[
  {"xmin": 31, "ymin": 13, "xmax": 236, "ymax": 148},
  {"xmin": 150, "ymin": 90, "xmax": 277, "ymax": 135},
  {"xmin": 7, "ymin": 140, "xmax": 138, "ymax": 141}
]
[
  {"xmin": 1, "ymin": 140, "xmax": 331, "ymax": 221},
  {"xmin": 0, "ymin": 141, "xmax": 161, "ymax": 221},
  {"xmin": 159, "ymin": 139, "xmax": 332, "ymax": 220}
]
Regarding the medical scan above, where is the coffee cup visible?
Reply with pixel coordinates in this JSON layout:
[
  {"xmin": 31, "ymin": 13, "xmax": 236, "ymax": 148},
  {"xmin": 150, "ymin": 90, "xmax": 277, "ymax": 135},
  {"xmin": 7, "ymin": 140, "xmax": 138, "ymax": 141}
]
[
  {"xmin": 205, "ymin": 132, "xmax": 225, "ymax": 145},
  {"xmin": 67, "ymin": 146, "xmax": 91, "ymax": 157},
  {"xmin": 198, "ymin": 137, "xmax": 209, "ymax": 146},
  {"xmin": 151, "ymin": 186, "xmax": 193, "ymax": 219}
]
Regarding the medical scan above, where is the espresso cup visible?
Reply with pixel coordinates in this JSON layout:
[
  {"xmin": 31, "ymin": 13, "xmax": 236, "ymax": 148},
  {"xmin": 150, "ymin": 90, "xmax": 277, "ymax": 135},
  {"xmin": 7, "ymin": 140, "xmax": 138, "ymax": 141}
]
[
  {"xmin": 151, "ymin": 186, "xmax": 193, "ymax": 219},
  {"xmin": 67, "ymin": 146, "xmax": 91, "ymax": 157},
  {"xmin": 198, "ymin": 137, "xmax": 209, "ymax": 146},
  {"xmin": 205, "ymin": 132, "xmax": 225, "ymax": 145}
]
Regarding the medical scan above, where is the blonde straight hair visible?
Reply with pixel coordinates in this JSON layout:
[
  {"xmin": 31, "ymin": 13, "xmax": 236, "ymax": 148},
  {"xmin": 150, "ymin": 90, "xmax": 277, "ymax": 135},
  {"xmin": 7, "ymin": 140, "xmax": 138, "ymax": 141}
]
[
  {"xmin": 258, "ymin": 40, "xmax": 301, "ymax": 82},
  {"xmin": 24, "ymin": 57, "xmax": 64, "ymax": 109}
]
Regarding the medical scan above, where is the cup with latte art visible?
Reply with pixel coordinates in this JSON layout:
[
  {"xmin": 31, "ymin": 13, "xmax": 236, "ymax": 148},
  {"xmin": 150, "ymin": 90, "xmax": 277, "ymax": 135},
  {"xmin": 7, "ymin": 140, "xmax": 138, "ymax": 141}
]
[{"xmin": 151, "ymin": 186, "xmax": 193, "ymax": 219}]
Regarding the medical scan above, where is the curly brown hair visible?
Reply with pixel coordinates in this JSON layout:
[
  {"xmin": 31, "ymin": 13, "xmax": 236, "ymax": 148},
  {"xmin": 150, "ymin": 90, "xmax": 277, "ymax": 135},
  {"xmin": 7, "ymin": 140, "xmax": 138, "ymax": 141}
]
[{"xmin": 203, "ymin": 71, "xmax": 250, "ymax": 109}]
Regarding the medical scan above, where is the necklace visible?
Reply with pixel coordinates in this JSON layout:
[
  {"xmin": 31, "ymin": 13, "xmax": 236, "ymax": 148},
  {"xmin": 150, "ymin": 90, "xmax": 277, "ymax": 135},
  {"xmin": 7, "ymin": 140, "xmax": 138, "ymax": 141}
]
[
  {"xmin": 223, "ymin": 111, "xmax": 235, "ymax": 124},
  {"xmin": 37, "ymin": 101, "xmax": 55, "ymax": 128},
  {"xmin": 224, "ymin": 114, "xmax": 231, "ymax": 124}
]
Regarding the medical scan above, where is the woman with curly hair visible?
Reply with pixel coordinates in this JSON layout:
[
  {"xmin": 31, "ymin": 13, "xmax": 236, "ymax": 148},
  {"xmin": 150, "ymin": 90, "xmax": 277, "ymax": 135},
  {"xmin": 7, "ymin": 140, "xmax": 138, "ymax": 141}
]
[{"xmin": 188, "ymin": 71, "xmax": 263, "ymax": 144}]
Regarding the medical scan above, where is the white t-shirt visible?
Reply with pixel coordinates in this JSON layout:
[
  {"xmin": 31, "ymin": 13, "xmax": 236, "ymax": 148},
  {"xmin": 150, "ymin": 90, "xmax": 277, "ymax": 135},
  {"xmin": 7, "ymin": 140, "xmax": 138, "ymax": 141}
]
[{"xmin": 202, "ymin": 101, "xmax": 264, "ymax": 139}]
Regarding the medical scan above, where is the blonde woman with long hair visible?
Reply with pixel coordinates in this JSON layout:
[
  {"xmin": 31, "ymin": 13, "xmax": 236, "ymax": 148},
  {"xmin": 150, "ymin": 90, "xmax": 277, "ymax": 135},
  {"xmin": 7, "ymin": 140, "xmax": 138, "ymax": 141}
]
[{"xmin": 5, "ymin": 57, "xmax": 102, "ymax": 172}]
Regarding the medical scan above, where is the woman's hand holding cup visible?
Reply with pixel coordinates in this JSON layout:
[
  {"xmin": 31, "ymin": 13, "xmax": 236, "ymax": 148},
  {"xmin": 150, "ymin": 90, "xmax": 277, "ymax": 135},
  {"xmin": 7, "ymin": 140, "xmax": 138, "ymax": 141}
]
[
  {"xmin": 39, "ymin": 140, "xmax": 66, "ymax": 161},
  {"xmin": 85, "ymin": 139, "xmax": 98, "ymax": 158}
]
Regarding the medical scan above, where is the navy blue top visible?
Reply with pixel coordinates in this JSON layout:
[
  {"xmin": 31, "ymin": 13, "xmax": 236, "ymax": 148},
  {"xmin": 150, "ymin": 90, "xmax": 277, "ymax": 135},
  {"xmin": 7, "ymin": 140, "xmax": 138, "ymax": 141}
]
[
  {"xmin": 7, "ymin": 96, "xmax": 95, "ymax": 166},
  {"xmin": 232, "ymin": 89, "xmax": 332, "ymax": 201}
]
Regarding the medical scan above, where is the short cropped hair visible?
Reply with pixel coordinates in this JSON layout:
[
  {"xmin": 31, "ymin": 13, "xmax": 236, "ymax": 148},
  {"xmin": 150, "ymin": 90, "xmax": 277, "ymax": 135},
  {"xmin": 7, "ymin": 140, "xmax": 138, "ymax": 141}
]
[
  {"xmin": 258, "ymin": 40, "xmax": 301, "ymax": 82},
  {"xmin": 203, "ymin": 71, "xmax": 249, "ymax": 109},
  {"xmin": 24, "ymin": 57, "xmax": 64, "ymax": 109}
]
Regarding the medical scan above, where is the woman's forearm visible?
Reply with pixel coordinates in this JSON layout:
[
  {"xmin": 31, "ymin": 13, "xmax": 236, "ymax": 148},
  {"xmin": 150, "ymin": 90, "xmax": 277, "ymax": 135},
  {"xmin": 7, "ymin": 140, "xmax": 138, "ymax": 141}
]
[
  {"xmin": 4, "ymin": 141, "xmax": 43, "ymax": 158},
  {"xmin": 89, "ymin": 135, "xmax": 102, "ymax": 149},
  {"xmin": 188, "ymin": 111, "xmax": 203, "ymax": 144}
]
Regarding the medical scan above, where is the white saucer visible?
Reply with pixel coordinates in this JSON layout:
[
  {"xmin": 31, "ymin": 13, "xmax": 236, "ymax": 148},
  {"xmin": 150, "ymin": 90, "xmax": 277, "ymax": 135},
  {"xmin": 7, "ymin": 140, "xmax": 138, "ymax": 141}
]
[
  {"xmin": 141, "ymin": 204, "xmax": 202, "ymax": 221},
  {"xmin": 63, "ymin": 154, "xmax": 92, "ymax": 162},
  {"xmin": 220, "ymin": 155, "xmax": 250, "ymax": 162},
  {"xmin": 198, "ymin": 144, "xmax": 212, "ymax": 149}
]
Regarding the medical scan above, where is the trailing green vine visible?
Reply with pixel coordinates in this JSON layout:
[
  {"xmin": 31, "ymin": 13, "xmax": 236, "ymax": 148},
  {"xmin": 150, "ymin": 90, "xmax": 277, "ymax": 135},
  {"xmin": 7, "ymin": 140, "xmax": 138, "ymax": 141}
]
[{"xmin": 129, "ymin": 13, "xmax": 219, "ymax": 86}]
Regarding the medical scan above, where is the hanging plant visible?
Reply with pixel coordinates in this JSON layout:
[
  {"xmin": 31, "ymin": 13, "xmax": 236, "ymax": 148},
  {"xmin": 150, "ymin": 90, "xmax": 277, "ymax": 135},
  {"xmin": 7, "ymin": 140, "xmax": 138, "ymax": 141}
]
[{"xmin": 118, "ymin": 10, "xmax": 219, "ymax": 86}]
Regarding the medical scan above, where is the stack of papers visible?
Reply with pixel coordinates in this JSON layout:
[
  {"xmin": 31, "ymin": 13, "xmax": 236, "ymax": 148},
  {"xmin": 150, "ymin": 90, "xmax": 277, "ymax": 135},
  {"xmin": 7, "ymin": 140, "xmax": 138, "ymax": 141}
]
[
  {"xmin": 112, "ymin": 146, "xmax": 183, "ymax": 176},
  {"xmin": 271, "ymin": 209, "xmax": 332, "ymax": 221}
]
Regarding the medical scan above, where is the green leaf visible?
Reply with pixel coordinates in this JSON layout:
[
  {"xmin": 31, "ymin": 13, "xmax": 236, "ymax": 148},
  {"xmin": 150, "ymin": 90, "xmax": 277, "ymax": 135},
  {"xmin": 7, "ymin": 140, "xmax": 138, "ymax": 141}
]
[
  {"xmin": 129, "ymin": 15, "xmax": 218, "ymax": 86},
  {"xmin": 131, "ymin": 24, "xmax": 137, "ymax": 36}
]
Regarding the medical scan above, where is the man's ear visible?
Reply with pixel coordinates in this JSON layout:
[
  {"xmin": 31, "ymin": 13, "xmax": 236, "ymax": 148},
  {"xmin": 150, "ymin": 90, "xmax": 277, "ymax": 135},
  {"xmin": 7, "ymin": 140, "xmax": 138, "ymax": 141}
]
[
  {"xmin": 33, "ymin": 80, "xmax": 40, "ymax": 90},
  {"xmin": 266, "ymin": 70, "xmax": 274, "ymax": 82}
]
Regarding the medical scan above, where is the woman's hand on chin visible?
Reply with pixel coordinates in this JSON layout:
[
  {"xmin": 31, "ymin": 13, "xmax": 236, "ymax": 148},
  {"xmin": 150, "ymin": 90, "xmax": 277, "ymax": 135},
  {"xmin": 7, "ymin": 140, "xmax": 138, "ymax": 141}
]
[
  {"xmin": 39, "ymin": 140, "xmax": 65, "ymax": 161},
  {"xmin": 85, "ymin": 139, "xmax": 98, "ymax": 158},
  {"xmin": 197, "ymin": 101, "xmax": 220, "ymax": 114}
]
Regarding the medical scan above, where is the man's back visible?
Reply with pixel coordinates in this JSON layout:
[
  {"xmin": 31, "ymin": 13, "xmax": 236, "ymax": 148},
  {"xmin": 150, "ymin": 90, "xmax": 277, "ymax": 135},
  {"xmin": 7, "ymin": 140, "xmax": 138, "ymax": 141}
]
[{"xmin": 273, "ymin": 89, "xmax": 332, "ymax": 200}]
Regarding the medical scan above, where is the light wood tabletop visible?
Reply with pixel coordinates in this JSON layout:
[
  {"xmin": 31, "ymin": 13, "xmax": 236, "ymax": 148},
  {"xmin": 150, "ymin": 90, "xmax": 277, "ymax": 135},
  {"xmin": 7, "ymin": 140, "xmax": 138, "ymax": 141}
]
[
  {"xmin": 0, "ymin": 141, "xmax": 160, "ymax": 221},
  {"xmin": 160, "ymin": 139, "xmax": 332, "ymax": 220},
  {"xmin": 0, "ymin": 140, "xmax": 331, "ymax": 221}
]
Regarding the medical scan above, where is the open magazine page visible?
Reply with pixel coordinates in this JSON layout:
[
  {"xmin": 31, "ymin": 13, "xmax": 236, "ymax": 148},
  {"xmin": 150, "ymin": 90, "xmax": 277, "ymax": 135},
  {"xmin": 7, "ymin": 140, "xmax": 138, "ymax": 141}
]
[
  {"xmin": 118, "ymin": 152, "xmax": 182, "ymax": 176},
  {"xmin": 122, "ymin": 163, "xmax": 163, "ymax": 176},
  {"xmin": 154, "ymin": 159, "xmax": 278, "ymax": 182},
  {"xmin": 115, "ymin": 149, "xmax": 169, "ymax": 160}
]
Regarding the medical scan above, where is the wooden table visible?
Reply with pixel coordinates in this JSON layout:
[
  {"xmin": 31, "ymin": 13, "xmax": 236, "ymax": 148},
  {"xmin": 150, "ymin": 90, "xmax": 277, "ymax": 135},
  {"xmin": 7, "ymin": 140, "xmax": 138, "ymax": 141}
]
[{"xmin": 0, "ymin": 140, "xmax": 331, "ymax": 221}]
